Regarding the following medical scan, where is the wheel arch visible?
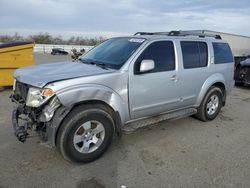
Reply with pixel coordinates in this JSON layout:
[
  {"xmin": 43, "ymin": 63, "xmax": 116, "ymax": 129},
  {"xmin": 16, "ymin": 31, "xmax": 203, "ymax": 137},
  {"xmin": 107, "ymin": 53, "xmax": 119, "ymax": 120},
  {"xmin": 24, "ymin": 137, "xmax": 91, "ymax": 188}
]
[
  {"xmin": 47, "ymin": 85, "xmax": 129, "ymax": 147},
  {"xmin": 211, "ymin": 82, "xmax": 226, "ymax": 105},
  {"xmin": 52, "ymin": 99, "xmax": 122, "ymax": 146},
  {"xmin": 71, "ymin": 99, "xmax": 123, "ymax": 135},
  {"xmin": 56, "ymin": 84, "xmax": 129, "ymax": 125},
  {"xmin": 195, "ymin": 74, "xmax": 226, "ymax": 107}
]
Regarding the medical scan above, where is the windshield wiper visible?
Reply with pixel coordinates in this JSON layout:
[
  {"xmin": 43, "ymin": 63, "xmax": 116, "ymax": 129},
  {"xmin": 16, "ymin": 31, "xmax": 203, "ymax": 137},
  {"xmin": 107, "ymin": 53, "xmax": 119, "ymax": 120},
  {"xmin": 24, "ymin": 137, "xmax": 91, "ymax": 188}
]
[
  {"xmin": 78, "ymin": 58, "xmax": 89, "ymax": 64},
  {"xmin": 89, "ymin": 62, "xmax": 109, "ymax": 70},
  {"xmin": 78, "ymin": 58, "xmax": 109, "ymax": 70}
]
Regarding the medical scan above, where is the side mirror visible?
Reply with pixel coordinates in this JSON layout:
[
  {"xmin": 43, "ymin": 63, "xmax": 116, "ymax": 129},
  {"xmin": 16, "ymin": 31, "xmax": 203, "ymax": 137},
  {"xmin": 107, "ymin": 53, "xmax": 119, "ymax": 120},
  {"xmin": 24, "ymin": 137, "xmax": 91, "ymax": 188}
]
[{"xmin": 139, "ymin": 59, "xmax": 155, "ymax": 73}]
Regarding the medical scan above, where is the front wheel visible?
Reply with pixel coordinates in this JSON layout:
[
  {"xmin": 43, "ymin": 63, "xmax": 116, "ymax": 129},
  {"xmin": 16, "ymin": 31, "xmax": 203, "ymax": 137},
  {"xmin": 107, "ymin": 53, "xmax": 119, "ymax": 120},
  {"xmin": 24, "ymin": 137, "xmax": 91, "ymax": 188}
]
[
  {"xmin": 56, "ymin": 104, "xmax": 114, "ymax": 163},
  {"xmin": 195, "ymin": 87, "xmax": 223, "ymax": 122}
]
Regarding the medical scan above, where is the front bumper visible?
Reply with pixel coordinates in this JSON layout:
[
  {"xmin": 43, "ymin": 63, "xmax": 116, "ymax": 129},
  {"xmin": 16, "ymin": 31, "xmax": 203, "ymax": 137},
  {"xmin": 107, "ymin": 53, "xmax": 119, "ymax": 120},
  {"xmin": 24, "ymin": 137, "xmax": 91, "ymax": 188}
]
[
  {"xmin": 10, "ymin": 93, "xmax": 64, "ymax": 145},
  {"xmin": 12, "ymin": 106, "xmax": 29, "ymax": 142},
  {"xmin": 235, "ymin": 66, "xmax": 250, "ymax": 85},
  {"xmin": 10, "ymin": 93, "xmax": 44, "ymax": 143},
  {"xmin": 10, "ymin": 94, "xmax": 71, "ymax": 146}
]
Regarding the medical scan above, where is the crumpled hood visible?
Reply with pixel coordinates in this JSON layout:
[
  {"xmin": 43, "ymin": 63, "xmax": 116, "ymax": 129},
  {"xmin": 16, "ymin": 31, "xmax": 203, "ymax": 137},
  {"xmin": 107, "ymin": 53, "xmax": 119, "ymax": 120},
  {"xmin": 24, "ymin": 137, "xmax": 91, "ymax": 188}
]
[{"xmin": 14, "ymin": 61, "xmax": 115, "ymax": 88}]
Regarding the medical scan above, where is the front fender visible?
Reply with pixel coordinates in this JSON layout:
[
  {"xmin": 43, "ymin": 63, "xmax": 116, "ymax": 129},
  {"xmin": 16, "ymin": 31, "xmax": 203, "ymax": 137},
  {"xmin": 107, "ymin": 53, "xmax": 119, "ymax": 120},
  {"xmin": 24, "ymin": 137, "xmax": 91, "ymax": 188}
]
[
  {"xmin": 56, "ymin": 84, "xmax": 129, "ymax": 125},
  {"xmin": 195, "ymin": 73, "xmax": 226, "ymax": 106}
]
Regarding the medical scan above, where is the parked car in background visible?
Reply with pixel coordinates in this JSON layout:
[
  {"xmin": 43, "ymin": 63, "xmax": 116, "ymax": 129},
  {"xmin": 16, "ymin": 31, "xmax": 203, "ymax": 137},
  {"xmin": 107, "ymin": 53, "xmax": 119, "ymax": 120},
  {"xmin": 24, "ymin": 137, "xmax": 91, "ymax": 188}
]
[
  {"xmin": 11, "ymin": 31, "xmax": 234, "ymax": 163},
  {"xmin": 51, "ymin": 48, "xmax": 68, "ymax": 55},
  {"xmin": 235, "ymin": 57, "xmax": 250, "ymax": 86}
]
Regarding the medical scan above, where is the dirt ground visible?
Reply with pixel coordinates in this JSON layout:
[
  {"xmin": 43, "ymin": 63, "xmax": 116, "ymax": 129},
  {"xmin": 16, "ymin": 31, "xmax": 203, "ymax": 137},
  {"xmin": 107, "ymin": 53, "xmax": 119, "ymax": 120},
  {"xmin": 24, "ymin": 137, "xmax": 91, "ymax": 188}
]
[{"xmin": 0, "ymin": 53, "xmax": 250, "ymax": 188}]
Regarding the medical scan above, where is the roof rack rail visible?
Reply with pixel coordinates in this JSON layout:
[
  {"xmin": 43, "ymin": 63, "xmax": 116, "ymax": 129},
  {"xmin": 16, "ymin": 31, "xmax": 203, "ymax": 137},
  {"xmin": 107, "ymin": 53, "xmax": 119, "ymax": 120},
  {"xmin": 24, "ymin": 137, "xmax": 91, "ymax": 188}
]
[
  {"xmin": 134, "ymin": 30, "xmax": 222, "ymax": 39},
  {"xmin": 134, "ymin": 32, "xmax": 170, "ymax": 36},
  {"xmin": 168, "ymin": 30, "xmax": 222, "ymax": 39},
  {"xmin": 134, "ymin": 32, "xmax": 155, "ymax": 35}
]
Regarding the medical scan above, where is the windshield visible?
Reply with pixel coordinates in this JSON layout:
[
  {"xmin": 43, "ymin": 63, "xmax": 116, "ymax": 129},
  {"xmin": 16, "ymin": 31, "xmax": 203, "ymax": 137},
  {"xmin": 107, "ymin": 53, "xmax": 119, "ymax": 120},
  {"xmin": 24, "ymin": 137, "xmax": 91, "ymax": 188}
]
[{"xmin": 79, "ymin": 37, "xmax": 145, "ymax": 69}]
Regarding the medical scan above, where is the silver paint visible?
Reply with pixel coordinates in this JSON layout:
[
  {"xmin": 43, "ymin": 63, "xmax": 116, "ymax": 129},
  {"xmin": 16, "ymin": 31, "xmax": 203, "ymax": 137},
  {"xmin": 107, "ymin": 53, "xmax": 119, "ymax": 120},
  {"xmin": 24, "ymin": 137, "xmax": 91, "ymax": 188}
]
[{"xmin": 13, "ymin": 35, "xmax": 235, "ymax": 128}]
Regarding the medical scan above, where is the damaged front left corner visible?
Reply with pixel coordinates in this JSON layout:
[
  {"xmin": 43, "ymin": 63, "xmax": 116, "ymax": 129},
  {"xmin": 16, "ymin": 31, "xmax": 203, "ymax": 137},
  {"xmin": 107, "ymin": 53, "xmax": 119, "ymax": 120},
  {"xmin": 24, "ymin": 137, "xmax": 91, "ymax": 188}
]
[
  {"xmin": 12, "ymin": 106, "xmax": 29, "ymax": 142},
  {"xmin": 38, "ymin": 96, "xmax": 61, "ymax": 122}
]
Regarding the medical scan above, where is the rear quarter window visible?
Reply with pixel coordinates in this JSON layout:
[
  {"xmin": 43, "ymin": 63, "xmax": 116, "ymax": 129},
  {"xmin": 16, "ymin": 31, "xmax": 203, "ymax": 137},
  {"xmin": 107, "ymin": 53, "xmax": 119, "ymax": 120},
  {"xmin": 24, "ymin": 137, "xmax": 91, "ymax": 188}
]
[{"xmin": 213, "ymin": 43, "xmax": 233, "ymax": 64}]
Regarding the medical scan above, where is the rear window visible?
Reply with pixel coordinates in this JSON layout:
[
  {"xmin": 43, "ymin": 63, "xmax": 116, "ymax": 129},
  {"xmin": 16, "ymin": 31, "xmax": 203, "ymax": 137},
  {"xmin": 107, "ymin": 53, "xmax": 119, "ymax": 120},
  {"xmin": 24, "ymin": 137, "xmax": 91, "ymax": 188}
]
[
  {"xmin": 213, "ymin": 43, "xmax": 233, "ymax": 64},
  {"xmin": 181, "ymin": 41, "xmax": 208, "ymax": 69}
]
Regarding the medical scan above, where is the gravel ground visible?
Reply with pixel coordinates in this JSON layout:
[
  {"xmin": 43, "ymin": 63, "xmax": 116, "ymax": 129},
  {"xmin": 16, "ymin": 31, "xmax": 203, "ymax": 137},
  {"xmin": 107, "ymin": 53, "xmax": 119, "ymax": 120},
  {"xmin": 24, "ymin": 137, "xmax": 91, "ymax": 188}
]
[{"xmin": 0, "ymin": 53, "xmax": 250, "ymax": 188}]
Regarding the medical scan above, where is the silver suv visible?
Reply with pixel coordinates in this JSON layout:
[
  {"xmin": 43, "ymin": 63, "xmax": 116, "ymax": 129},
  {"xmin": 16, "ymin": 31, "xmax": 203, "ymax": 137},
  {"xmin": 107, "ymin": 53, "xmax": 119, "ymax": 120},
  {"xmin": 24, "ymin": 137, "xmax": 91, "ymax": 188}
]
[{"xmin": 11, "ymin": 31, "xmax": 235, "ymax": 163}]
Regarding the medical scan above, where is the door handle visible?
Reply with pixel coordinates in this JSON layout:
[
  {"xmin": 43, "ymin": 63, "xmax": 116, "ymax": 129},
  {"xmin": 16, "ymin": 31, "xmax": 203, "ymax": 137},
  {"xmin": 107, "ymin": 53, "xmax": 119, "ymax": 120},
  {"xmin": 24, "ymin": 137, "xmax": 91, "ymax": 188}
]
[{"xmin": 170, "ymin": 75, "xmax": 179, "ymax": 82}]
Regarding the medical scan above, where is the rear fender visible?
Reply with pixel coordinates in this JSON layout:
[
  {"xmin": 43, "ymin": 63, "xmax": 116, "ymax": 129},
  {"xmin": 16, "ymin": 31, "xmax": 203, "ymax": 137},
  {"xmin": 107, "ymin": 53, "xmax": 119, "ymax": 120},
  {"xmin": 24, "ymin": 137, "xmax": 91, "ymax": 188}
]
[{"xmin": 195, "ymin": 73, "xmax": 226, "ymax": 106}]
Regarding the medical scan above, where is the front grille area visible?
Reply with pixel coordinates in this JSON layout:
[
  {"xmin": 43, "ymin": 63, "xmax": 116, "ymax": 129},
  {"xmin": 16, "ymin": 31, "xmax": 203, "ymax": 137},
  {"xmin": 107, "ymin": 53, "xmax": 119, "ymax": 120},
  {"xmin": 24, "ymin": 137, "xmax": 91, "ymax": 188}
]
[
  {"xmin": 14, "ymin": 81, "xmax": 29, "ymax": 101},
  {"xmin": 245, "ymin": 67, "xmax": 250, "ymax": 83}
]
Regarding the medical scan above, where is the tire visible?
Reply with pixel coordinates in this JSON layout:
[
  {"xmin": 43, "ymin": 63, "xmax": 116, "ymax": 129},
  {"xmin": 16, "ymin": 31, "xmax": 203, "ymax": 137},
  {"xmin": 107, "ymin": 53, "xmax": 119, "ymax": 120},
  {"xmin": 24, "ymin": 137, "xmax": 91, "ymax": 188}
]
[
  {"xmin": 56, "ymin": 104, "xmax": 114, "ymax": 163},
  {"xmin": 195, "ymin": 86, "xmax": 223, "ymax": 122}
]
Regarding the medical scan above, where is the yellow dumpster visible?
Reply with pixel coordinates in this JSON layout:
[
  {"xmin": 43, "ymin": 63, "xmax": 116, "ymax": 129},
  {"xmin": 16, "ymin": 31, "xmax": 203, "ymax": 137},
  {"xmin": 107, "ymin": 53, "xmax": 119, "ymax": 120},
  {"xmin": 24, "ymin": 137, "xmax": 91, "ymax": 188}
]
[{"xmin": 0, "ymin": 41, "xmax": 34, "ymax": 86}]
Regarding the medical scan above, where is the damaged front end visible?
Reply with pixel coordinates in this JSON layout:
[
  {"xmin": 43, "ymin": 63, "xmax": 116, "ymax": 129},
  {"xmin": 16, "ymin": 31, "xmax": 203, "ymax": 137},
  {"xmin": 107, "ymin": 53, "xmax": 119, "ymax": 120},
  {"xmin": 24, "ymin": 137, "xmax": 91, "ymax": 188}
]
[
  {"xmin": 10, "ymin": 81, "xmax": 61, "ymax": 143},
  {"xmin": 235, "ymin": 58, "xmax": 250, "ymax": 85},
  {"xmin": 12, "ymin": 106, "xmax": 29, "ymax": 142}
]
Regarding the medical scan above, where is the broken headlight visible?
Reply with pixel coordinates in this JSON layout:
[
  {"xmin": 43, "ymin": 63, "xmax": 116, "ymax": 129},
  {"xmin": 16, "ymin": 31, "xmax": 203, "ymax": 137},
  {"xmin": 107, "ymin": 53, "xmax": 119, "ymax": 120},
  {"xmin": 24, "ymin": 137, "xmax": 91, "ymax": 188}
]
[{"xmin": 26, "ymin": 87, "xmax": 55, "ymax": 107}]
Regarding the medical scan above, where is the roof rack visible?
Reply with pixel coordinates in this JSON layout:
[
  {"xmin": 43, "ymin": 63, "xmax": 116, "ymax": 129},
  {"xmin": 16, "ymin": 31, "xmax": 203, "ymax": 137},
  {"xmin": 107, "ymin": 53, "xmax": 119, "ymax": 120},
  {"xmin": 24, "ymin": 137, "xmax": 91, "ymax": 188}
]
[
  {"xmin": 134, "ymin": 30, "xmax": 222, "ymax": 39},
  {"xmin": 134, "ymin": 32, "xmax": 155, "ymax": 35},
  {"xmin": 168, "ymin": 30, "xmax": 222, "ymax": 39}
]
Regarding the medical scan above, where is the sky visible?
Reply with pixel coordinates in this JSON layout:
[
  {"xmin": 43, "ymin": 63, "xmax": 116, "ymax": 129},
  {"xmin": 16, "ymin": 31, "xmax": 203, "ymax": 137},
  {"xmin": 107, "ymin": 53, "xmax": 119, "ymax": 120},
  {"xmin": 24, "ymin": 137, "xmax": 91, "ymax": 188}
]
[{"xmin": 1, "ymin": 0, "xmax": 250, "ymax": 38}]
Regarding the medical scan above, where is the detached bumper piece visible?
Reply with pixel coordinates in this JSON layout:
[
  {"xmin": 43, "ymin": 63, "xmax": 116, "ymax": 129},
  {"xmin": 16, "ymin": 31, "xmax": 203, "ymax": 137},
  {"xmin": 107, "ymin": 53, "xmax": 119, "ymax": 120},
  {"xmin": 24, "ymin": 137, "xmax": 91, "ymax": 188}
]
[{"xmin": 12, "ymin": 107, "xmax": 29, "ymax": 143}]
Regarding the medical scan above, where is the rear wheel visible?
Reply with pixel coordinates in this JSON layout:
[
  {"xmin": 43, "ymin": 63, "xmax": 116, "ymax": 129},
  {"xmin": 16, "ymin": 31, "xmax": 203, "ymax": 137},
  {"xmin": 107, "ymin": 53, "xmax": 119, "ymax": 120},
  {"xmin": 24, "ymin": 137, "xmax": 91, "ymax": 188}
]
[
  {"xmin": 195, "ymin": 87, "xmax": 223, "ymax": 122},
  {"xmin": 56, "ymin": 104, "xmax": 114, "ymax": 163}
]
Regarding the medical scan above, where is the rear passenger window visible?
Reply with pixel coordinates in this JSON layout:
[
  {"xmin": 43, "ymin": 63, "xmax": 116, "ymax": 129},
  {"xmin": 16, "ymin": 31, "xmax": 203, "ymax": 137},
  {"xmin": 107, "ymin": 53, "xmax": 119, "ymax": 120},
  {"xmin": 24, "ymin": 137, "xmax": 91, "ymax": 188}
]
[
  {"xmin": 199, "ymin": 42, "xmax": 208, "ymax": 67},
  {"xmin": 213, "ymin": 43, "xmax": 233, "ymax": 64},
  {"xmin": 134, "ymin": 41, "xmax": 175, "ymax": 74},
  {"xmin": 181, "ymin": 41, "xmax": 208, "ymax": 69}
]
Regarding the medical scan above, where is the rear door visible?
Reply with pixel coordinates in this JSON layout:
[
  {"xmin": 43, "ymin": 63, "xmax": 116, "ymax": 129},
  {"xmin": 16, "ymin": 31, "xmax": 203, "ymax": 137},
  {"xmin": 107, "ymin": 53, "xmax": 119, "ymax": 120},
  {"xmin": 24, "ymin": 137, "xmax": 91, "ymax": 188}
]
[
  {"xmin": 129, "ymin": 40, "xmax": 182, "ymax": 119},
  {"xmin": 179, "ymin": 41, "xmax": 211, "ymax": 106}
]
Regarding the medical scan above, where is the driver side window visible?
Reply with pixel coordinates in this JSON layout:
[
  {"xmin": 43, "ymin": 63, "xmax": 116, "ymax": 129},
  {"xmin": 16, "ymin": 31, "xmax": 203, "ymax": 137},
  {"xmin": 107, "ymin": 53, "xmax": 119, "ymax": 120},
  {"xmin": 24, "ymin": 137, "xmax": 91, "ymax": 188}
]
[{"xmin": 134, "ymin": 41, "xmax": 175, "ymax": 74}]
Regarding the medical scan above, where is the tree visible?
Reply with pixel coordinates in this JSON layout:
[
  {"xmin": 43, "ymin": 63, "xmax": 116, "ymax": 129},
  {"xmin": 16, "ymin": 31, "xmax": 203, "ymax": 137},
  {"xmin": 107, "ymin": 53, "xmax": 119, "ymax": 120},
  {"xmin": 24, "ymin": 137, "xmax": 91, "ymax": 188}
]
[{"xmin": 0, "ymin": 32, "xmax": 106, "ymax": 45}]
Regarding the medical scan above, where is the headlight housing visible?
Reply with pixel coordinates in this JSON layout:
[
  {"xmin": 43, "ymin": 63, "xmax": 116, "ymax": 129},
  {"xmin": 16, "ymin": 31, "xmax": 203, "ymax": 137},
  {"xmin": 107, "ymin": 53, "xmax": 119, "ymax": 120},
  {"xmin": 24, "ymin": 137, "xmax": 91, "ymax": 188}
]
[
  {"xmin": 13, "ymin": 79, "xmax": 16, "ymax": 91},
  {"xmin": 26, "ymin": 87, "xmax": 55, "ymax": 107}
]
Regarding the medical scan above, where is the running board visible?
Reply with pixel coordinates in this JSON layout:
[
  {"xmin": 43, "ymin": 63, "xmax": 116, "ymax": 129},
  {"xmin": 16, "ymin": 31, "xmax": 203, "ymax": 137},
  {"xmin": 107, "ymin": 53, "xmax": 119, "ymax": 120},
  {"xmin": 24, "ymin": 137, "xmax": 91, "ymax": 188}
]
[{"xmin": 122, "ymin": 108, "xmax": 197, "ymax": 132}]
